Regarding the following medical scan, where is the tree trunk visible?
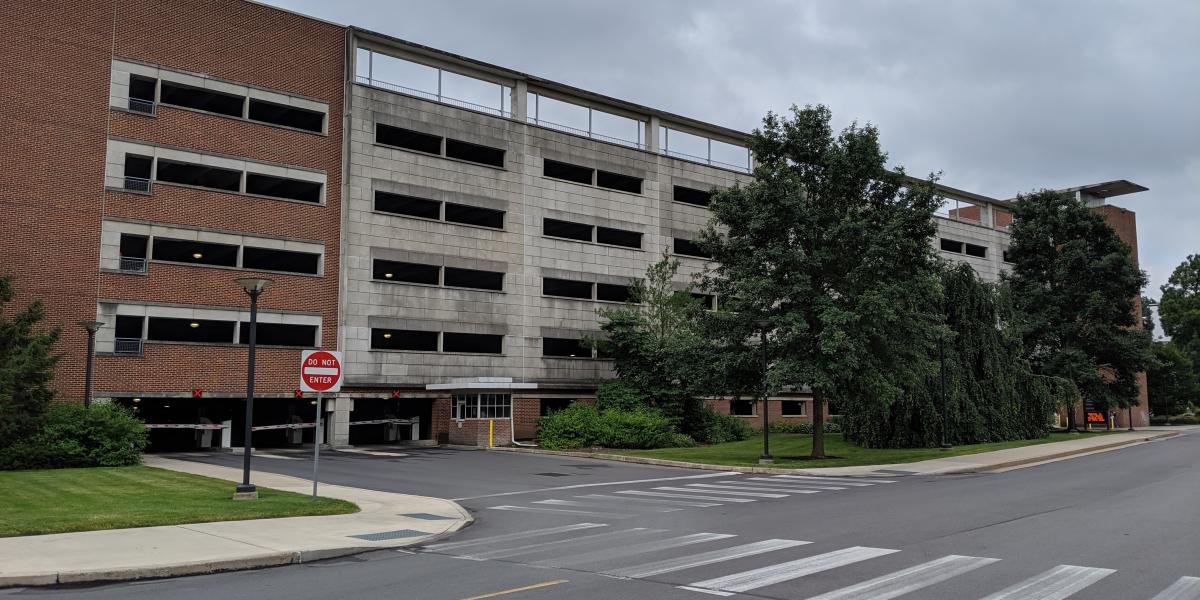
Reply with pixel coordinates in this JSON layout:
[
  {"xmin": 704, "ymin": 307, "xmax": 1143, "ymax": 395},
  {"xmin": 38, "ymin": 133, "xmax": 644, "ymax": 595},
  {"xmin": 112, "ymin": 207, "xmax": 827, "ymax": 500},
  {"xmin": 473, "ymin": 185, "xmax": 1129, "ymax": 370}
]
[
  {"xmin": 811, "ymin": 388, "xmax": 826, "ymax": 459},
  {"xmin": 1066, "ymin": 400, "xmax": 1078, "ymax": 433}
]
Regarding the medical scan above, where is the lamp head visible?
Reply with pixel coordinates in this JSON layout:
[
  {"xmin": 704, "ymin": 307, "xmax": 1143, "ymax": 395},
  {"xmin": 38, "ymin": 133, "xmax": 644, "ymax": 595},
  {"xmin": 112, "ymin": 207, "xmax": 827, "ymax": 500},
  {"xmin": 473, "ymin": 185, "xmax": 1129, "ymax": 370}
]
[
  {"xmin": 234, "ymin": 277, "xmax": 273, "ymax": 295},
  {"xmin": 79, "ymin": 320, "xmax": 104, "ymax": 333}
]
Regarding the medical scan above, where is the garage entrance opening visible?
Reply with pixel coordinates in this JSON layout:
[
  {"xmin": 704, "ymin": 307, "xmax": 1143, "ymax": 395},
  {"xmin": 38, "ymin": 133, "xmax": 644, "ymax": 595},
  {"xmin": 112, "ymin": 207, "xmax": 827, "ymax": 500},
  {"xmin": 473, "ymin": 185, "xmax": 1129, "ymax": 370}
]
[
  {"xmin": 349, "ymin": 397, "xmax": 433, "ymax": 444},
  {"xmin": 115, "ymin": 396, "xmax": 321, "ymax": 451}
]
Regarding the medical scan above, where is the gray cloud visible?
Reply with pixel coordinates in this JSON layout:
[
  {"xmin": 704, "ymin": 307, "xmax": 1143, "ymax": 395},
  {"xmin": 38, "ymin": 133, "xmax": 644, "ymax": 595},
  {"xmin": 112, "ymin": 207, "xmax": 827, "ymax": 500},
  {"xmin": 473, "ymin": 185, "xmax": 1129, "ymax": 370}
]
[{"xmin": 268, "ymin": 0, "xmax": 1199, "ymax": 298}]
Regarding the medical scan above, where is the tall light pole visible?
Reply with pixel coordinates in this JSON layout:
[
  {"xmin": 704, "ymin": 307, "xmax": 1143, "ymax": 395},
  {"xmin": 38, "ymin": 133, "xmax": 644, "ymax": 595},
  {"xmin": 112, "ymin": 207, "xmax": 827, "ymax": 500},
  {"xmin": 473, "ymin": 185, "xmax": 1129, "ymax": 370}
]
[
  {"xmin": 754, "ymin": 319, "xmax": 773, "ymax": 464},
  {"xmin": 79, "ymin": 320, "xmax": 104, "ymax": 408},
  {"xmin": 234, "ymin": 277, "xmax": 272, "ymax": 500}
]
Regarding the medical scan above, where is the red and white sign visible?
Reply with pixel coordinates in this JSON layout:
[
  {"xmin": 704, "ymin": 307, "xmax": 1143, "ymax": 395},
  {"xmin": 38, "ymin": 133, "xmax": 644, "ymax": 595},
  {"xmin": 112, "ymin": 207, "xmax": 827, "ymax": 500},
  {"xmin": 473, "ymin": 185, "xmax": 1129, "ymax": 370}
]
[{"xmin": 300, "ymin": 350, "xmax": 343, "ymax": 393}]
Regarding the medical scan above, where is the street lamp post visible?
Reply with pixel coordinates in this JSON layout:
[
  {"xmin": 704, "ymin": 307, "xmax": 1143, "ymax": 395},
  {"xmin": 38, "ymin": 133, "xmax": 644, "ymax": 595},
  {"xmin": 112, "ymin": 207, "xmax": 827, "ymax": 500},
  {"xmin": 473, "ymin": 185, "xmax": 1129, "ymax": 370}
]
[
  {"xmin": 234, "ymin": 277, "xmax": 272, "ymax": 500},
  {"xmin": 755, "ymin": 319, "xmax": 773, "ymax": 464},
  {"xmin": 79, "ymin": 320, "xmax": 104, "ymax": 408}
]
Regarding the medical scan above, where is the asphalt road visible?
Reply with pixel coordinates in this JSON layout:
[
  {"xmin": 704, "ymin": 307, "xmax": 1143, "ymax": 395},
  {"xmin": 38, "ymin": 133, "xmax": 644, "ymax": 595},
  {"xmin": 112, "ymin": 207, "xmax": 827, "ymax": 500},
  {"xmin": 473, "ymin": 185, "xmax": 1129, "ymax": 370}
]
[{"xmin": 9, "ymin": 431, "xmax": 1200, "ymax": 600}]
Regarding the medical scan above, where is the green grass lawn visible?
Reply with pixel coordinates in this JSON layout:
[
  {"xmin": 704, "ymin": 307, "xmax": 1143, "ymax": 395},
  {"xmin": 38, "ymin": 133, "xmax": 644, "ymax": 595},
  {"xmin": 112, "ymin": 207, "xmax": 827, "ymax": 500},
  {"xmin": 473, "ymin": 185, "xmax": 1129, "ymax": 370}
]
[
  {"xmin": 612, "ymin": 431, "xmax": 1116, "ymax": 469},
  {"xmin": 0, "ymin": 466, "xmax": 358, "ymax": 537}
]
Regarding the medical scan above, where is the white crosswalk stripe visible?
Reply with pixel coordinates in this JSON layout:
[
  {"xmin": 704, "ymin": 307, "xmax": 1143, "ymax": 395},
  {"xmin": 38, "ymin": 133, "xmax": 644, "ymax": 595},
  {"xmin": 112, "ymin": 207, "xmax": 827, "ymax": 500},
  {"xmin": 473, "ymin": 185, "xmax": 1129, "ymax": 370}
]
[
  {"xmin": 771, "ymin": 475, "xmax": 888, "ymax": 486},
  {"xmin": 685, "ymin": 482, "xmax": 823, "ymax": 494},
  {"xmin": 424, "ymin": 522, "xmax": 606, "ymax": 551},
  {"xmin": 1152, "ymin": 576, "xmax": 1200, "ymax": 600},
  {"xmin": 806, "ymin": 554, "xmax": 1000, "ymax": 600},
  {"xmin": 687, "ymin": 546, "xmax": 900, "ymax": 594},
  {"xmin": 615, "ymin": 490, "xmax": 757, "ymax": 503},
  {"xmin": 532, "ymin": 498, "xmax": 682, "ymax": 513},
  {"xmin": 535, "ymin": 532, "xmax": 735, "ymax": 568},
  {"xmin": 465, "ymin": 527, "xmax": 666, "ymax": 560},
  {"xmin": 486, "ymin": 505, "xmax": 635, "ymax": 518},
  {"xmin": 605, "ymin": 538, "xmax": 811, "ymax": 579},
  {"xmin": 657, "ymin": 486, "xmax": 789, "ymax": 498},
  {"xmin": 745, "ymin": 477, "xmax": 849, "ymax": 490},
  {"xmin": 576, "ymin": 493, "xmax": 722, "ymax": 508},
  {"xmin": 979, "ymin": 564, "xmax": 1116, "ymax": 600}
]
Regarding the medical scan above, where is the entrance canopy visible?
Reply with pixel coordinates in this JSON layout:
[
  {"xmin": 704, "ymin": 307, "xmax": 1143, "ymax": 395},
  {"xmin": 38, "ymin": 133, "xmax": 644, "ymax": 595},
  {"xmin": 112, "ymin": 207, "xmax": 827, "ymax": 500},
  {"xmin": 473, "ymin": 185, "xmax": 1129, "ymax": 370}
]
[{"xmin": 425, "ymin": 376, "xmax": 537, "ymax": 391}]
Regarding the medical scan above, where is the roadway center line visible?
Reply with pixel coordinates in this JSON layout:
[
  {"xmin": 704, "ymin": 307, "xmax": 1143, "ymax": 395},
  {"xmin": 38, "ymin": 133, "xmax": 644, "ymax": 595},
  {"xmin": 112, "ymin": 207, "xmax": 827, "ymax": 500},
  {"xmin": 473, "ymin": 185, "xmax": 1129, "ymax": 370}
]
[
  {"xmin": 453, "ymin": 472, "xmax": 740, "ymax": 500},
  {"xmin": 460, "ymin": 579, "xmax": 569, "ymax": 600}
]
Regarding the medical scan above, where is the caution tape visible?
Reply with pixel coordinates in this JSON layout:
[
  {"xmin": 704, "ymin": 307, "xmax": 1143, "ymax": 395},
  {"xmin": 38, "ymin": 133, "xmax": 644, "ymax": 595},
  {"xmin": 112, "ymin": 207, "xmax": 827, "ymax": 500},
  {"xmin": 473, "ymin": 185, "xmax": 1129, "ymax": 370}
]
[
  {"xmin": 348, "ymin": 418, "xmax": 418, "ymax": 426},
  {"xmin": 250, "ymin": 422, "xmax": 316, "ymax": 431},
  {"xmin": 143, "ymin": 423, "xmax": 225, "ymax": 430}
]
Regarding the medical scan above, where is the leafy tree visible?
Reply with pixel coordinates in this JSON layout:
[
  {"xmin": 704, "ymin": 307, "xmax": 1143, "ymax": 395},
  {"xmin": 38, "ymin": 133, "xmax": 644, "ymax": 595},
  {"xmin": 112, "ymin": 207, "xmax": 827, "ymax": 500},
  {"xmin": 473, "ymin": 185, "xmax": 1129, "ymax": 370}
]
[
  {"xmin": 1147, "ymin": 341, "xmax": 1199, "ymax": 417},
  {"xmin": 0, "ymin": 275, "xmax": 62, "ymax": 448},
  {"xmin": 1003, "ymin": 190, "xmax": 1154, "ymax": 431},
  {"xmin": 1141, "ymin": 296, "xmax": 1157, "ymax": 337},
  {"xmin": 700, "ymin": 105, "xmax": 943, "ymax": 458},
  {"xmin": 1159, "ymin": 254, "xmax": 1200, "ymax": 369}
]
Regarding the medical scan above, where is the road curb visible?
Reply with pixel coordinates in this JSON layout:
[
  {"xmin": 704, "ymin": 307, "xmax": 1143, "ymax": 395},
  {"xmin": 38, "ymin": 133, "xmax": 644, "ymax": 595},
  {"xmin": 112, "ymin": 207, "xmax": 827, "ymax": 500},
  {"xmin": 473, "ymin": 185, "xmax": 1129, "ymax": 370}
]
[{"xmin": 488, "ymin": 431, "xmax": 1180, "ymax": 476}]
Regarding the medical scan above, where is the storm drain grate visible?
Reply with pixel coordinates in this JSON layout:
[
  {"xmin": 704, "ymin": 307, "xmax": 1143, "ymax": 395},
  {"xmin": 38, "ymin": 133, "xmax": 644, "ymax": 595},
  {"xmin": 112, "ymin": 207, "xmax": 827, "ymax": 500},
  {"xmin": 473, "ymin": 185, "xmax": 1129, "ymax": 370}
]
[
  {"xmin": 402, "ymin": 513, "xmax": 457, "ymax": 520},
  {"xmin": 533, "ymin": 472, "xmax": 573, "ymax": 477},
  {"xmin": 351, "ymin": 529, "xmax": 428, "ymax": 541}
]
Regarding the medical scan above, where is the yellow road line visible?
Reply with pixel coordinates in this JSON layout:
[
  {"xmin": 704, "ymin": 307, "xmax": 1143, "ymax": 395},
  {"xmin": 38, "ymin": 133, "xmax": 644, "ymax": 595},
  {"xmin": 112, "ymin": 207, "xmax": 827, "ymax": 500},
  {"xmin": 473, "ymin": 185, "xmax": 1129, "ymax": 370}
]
[{"xmin": 461, "ymin": 579, "xmax": 569, "ymax": 600}]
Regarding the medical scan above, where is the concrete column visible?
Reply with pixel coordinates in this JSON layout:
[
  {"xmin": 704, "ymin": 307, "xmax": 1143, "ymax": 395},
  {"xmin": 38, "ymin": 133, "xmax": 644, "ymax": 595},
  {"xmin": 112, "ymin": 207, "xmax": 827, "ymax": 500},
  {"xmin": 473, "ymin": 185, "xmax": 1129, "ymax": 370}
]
[
  {"xmin": 512, "ymin": 80, "xmax": 528, "ymax": 122},
  {"xmin": 330, "ymin": 394, "xmax": 354, "ymax": 447},
  {"xmin": 647, "ymin": 115, "xmax": 661, "ymax": 153}
]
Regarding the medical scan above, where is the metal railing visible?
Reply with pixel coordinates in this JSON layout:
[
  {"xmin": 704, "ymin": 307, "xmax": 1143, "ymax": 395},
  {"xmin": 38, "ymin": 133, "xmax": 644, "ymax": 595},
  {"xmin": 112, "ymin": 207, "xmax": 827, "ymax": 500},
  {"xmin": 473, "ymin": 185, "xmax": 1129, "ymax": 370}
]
[
  {"xmin": 662, "ymin": 148, "xmax": 751, "ymax": 174},
  {"xmin": 123, "ymin": 176, "xmax": 152, "ymax": 193},
  {"xmin": 356, "ymin": 76, "xmax": 513, "ymax": 118},
  {"xmin": 114, "ymin": 338, "xmax": 143, "ymax": 354},
  {"xmin": 127, "ymin": 98, "xmax": 156, "ymax": 115},
  {"xmin": 529, "ymin": 117, "xmax": 645, "ymax": 150},
  {"xmin": 118, "ymin": 256, "xmax": 147, "ymax": 273}
]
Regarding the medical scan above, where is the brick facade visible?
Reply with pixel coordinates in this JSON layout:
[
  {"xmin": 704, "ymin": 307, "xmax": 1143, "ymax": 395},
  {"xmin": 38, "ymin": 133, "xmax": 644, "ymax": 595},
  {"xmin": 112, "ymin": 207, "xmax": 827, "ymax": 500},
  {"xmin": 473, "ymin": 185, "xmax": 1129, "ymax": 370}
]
[{"xmin": 0, "ymin": 0, "xmax": 344, "ymax": 407}]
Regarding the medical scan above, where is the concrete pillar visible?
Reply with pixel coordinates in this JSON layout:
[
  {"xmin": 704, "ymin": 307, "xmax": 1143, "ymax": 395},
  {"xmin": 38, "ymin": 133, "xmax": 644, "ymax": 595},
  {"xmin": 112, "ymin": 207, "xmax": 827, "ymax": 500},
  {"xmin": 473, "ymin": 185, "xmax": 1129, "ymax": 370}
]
[
  {"xmin": 512, "ymin": 80, "xmax": 528, "ymax": 122},
  {"xmin": 330, "ymin": 394, "xmax": 354, "ymax": 447},
  {"xmin": 647, "ymin": 115, "xmax": 661, "ymax": 153}
]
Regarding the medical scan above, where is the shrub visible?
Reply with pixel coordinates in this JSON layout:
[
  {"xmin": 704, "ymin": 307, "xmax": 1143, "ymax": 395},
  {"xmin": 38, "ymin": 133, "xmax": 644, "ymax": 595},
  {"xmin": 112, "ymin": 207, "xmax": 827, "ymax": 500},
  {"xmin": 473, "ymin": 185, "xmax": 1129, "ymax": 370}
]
[
  {"xmin": 0, "ymin": 403, "xmax": 147, "ymax": 470},
  {"xmin": 688, "ymin": 407, "xmax": 753, "ymax": 444},
  {"xmin": 1166, "ymin": 415, "xmax": 1200, "ymax": 426},
  {"xmin": 1150, "ymin": 416, "xmax": 1170, "ymax": 426},
  {"xmin": 594, "ymin": 380, "xmax": 646, "ymax": 412},
  {"xmin": 769, "ymin": 420, "xmax": 843, "ymax": 434},
  {"xmin": 536, "ymin": 404, "xmax": 683, "ymax": 450}
]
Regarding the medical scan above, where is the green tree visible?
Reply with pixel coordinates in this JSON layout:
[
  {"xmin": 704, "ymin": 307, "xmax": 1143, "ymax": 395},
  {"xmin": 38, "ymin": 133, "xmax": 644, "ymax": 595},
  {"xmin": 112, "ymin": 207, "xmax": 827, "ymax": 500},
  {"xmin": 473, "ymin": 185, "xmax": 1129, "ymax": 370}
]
[
  {"xmin": 700, "ymin": 105, "xmax": 943, "ymax": 458},
  {"xmin": 1141, "ymin": 296, "xmax": 1156, "ymax": 337},
  {"xmin": 1159, "ymin": 254, "xmax": 1200, "ymax": 369},
  {"xmin": 1003, "ymin": 190, "xmax": 1153, "ymax": 431},
  {"xmin": 0, "ymin": 275, "xmax": 62, "ymax": 447},
  {"xmin": 1147, "ymin": 341, "xmax": 1199, "ymax": 417}
]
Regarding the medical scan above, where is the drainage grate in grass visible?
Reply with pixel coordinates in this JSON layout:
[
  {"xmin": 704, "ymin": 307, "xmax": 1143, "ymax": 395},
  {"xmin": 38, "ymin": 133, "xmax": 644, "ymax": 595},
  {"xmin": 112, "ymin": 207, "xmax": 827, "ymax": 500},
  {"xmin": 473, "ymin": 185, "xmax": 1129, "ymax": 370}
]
[{"xmin": 351, "ymin": 529, "xmax": 428, "ymax": 541}]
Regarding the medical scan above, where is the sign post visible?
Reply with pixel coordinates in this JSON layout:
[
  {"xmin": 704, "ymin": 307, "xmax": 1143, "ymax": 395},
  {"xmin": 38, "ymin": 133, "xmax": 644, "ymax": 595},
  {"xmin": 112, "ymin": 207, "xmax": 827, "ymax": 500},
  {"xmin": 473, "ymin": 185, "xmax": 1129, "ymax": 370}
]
[{"xmin": 300, "ymin": 350, "xmax": 343, "ymax": 500}]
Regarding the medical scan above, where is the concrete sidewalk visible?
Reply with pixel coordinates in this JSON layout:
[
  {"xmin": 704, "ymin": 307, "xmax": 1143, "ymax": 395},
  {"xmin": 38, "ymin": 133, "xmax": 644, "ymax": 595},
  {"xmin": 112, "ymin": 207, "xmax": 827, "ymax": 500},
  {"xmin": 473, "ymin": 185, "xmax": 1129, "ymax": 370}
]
[
  {"xmin": 495, "ymin": 427, "xmax": 1192, "ymax": 477},
  {"xmin": 0, "ymin": 456, "xmax": 471, "ymax": 588}
]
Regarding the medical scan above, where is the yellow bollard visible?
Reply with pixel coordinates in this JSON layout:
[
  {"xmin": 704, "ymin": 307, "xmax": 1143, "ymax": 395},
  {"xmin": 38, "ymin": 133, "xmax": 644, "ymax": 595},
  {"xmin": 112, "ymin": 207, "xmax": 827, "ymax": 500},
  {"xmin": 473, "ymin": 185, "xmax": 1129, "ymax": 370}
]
[{"xmin": 489, "ymin": 419, "xmax": 494, "ymax": 448}]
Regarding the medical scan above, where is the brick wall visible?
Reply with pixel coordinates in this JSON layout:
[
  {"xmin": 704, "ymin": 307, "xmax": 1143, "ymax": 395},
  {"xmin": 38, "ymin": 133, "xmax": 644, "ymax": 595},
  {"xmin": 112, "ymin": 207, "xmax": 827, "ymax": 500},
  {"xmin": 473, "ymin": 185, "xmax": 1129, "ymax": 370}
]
[
  {"xmin": 448, "ymin": 418, "xmax": 511, "ymax": 447},
  {"xmin": 0, "ymin": 0, "xmax": 345, "ymax": 404},
  {"xmin": 706, "ymin": 397, "xmax": 821, "ymax": 428}
]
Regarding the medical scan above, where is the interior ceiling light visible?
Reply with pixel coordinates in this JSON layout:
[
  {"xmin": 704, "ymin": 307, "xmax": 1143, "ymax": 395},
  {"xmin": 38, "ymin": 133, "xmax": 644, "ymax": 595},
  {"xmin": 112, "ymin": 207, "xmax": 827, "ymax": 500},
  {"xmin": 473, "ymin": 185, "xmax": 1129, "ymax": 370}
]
[
  {"xmin": 383, "ymin": 332, "xmax": 393, "ymax": 338},
  {"xmin": 132, "ymin": 397, "xmax": 141, "ymax": 403},
  {"xmin": 384, "ymin": 273, "xmax": 393, "ymax": 278},
  {"xmin": 189, "ymin": 322, "xmax": 200, "ymax": 328},
  {"xmin": 192, "ymin": 252, "xmax": 203, "ymax": 259}
]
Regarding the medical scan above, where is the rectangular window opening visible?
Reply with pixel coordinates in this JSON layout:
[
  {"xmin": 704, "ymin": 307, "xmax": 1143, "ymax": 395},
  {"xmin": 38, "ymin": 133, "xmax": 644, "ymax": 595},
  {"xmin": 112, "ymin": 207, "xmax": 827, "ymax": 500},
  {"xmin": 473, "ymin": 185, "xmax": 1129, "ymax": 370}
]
[
  {"xmin": 115, "ymin": 315, "xmax": 143, "ymax": 339},
  {"xmin": 730, "ymin": 399, "xmax": 756, "ymax": 416},
  {"xmin": 442, "ymin": 332, "xmax": 503, "ymax": 354},
  {"xmin": 596, "ymin": 226, "xmax": 642, "ymax": 249},
  {"xmin": 781, "ymin": 400, "xmax": 806, "ymax": 416},
  {"xmin": 543, "ymin": 159, "xmax": 593, "ymax": 185},
  {"xmin": 245, "ymin": 173, "xmax": 321, "ymax": 203},
  {"xmin": 540, "ymin": 398, "xmax": 574, "ymax": 416},
  {"xmin": 1002, "ymin": 249, "xmax": 1013, "ymax": 264},
  {"xmin": 371, "ymin": 328, "xmax": 439, "ymax": 351},
  {"xmin": 155, "ymin": 158, "xmax": 241, "ymax": 192},
  {"xmin": 939, "ymin": 238, "xmax": 964, "ymax": 254},
  {"xmin": 119, "ymin": 234, "xmax": 148, "ymax": 259},
  {"xmin": 596, "ymin": 170, "xmax": 642, "ymax": 194},
  {"xmin": 543, "ymin": 337, "xmax": 591, "ymax": 358},
  {"xmin": 445, "ymin": 138, "xmax": 505, "ymax": 168},
  {"xmin": 543, "ymin": 278, "xmax": 592, "ymax": 300},
  {"xmin": 964, "ymin": 243, "xmax": 988, "ymax": 258},
  {"xmin": 372, "ymin": 259, "xmax": 440, "ymax": 285},
  {"xmin": 147, "ymin": 317, "xmax": 235, "ymax": 344},
  {"xmin": 129, "ymin": 75, "xmax": 156, "ymax": 101},
  {"xmin": 238, "ymin": 323, "xmax": 317, "ymax": 347},
  {"xmin": 691, "ymin": 292, "xmax": 716, "ymax": 310},
  {"xmin": 596, "ymin": 283, "xmax": 633, "ymax": 303},
  {"xmin": 543, "ymin": 218, "xmax": 592, "ymax": 242},
  {"xmin": 242, "ymin": 247, "xmax": 320, "ymax": 275},
  {"xmin": 375, "ymin": 191, "xmax": 441, "ymax": 220},
  {"xmin": 673, "ymin": 238, "xmax": 711, "ymax": 258},
  {"xmin": 247, "ymin": 99, "xmax": 324, "ymax": 133},
  {"xmin": 376, "ymin": 124, "xmax": 442, "ymax": 154},
  {"xmin": 159, "ymin": 81, "xmax": 244, "ymax": 118},
  {"xmin": 151, "ymin": 238, "xmax": 239, "ymax": 267},
  {"xmin": 444, "ymin": 202, "xmax": 504, "ymax": 229},
  {"xmin": 443, "ymin": 267, "xmax": 504, "ymax": 291},
  {"xmin": 674, "ymin": 185, "xmax": 713, "ymax": 207}
]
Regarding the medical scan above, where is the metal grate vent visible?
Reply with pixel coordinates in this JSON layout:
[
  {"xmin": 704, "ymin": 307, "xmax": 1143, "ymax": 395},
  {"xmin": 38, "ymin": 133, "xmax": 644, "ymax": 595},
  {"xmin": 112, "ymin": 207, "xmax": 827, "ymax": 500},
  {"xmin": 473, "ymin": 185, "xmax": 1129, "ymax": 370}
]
[
  {"xmin": 402, "ymin": 513, "xmax": 457, "ymax": 521},
  {"xmin": 350, "ymin": 529, "xmax": 427, "ymax": 541}
]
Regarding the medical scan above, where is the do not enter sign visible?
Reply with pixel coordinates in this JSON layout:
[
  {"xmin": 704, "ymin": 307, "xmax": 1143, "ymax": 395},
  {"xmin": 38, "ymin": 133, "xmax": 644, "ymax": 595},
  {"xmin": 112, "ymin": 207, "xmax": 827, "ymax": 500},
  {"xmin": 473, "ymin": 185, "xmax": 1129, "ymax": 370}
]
[{"xmin": 300, "ymin": 350, "xmax": 343, "ymax": 393}]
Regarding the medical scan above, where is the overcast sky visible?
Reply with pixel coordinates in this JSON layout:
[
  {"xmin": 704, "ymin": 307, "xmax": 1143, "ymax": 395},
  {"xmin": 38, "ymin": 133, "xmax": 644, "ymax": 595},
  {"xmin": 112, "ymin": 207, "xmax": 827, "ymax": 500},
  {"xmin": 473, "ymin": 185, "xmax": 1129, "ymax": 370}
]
[{"xmin": 270, "ymin": 0, "xmax": 1198, "ymax": 310}]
